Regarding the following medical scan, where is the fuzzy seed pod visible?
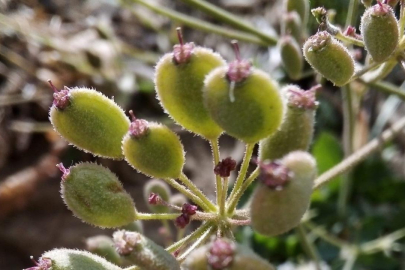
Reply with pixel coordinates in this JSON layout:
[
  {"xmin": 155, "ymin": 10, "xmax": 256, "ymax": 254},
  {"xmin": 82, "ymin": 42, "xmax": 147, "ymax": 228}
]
[
  {"xmin": 122, "ymin": 220, "xmax": 144, "ymax": 233},
  {"xmin": 360, "ymin": 2, "xmax": 399, "ymax": 62},
  {"xmin": 181, "ymin": 238, "xmax": 275, "ymax": 270},
  {"xmin": 86, "ymin": 236, "xmax": 122, "ymax": 266},
  {"xmin": 259, "ymin": 85, "xmax": 317, "ymax": 160},
  {"xmin": 303, "ymin": 31, "xmax": 355, "ymax": 86},
  {"xmin": 284, "ymin": 0, "xmax": 309, "ymax": 26},
  {"xmin": 122, "ymin": 114, "xmax": 185, "ymax": 179},
  {"xmin": 113, "ymin": 230, "xmax": 180, "ymax": 270},
  {"xmin": 204, "ymin": 45, "xmax": 284, "ymax": 143},
  {"xmin": 155, "ymin": 31, "xmax": 226, "ymax": 140},
  {"xmin": 143, "ymin": 179, "xmax": 171, "ymax": 213},
  {"xmin": 33, "ymin": 249, "xmax": 123, "ymax": 270},
  {"xmin": 251, "ymin": 151, "xmax": 316, "ymax": 236},
  {"xmin": 279, "ymin": 36, "xmax": 303, "ymax": 80},
  {"xmin": 49, "ymin": 83, "xmax": 130, "ymax": 159},
  {"xmin": 281, "ymin": 12, "xmax": 302, "ymax": 43},
  {"xmin": 60, "ymin": 163, "xmax": 136, "ymax": 228}
]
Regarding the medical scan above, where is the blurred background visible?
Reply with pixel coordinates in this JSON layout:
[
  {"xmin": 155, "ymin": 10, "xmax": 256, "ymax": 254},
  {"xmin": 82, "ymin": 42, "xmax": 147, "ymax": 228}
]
[{"xmin": 1, "ymin": 0, "xmax": 405, "ymax": 269}]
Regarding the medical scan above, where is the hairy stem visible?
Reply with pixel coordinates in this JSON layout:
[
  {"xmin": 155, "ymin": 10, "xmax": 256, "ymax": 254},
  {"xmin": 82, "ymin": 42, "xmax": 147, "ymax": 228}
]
[
  {"xmin": 166, "ymin": 222, "xmax": 212, "ymax": 252},
  {"xmin": 128, "ymin": 0, "xmax": 270, "ymax": 46},
  {"xmin": 136, "ymin": 213, "xmax": 179, "ymax": 220},
  {"xmin": 314, "ymin": 116, "xmax": 405, "ymax": 189},
  {"xmin": 179, "ymin": 173, "xmax": 217, "ymax": 211},
  {"xmin": 210, "ymin": 139, "xmax": 223, "ymax": 214},
  {"xmin": 296, "ymin": 224, "xmax": 322, "ymax": 270},
  {"xmin": 179, "ymin": 0, "xmax": 277, "ymax": 45},
  {"xmin": 177, "ymin": 225, "xmax": 215, "ymax": 262},
  {"xmin": 358, "ymin": 79, "xmax": 405, "ymax": 101},
  {"xmin": 335, "ymin": 32, "xmax": 364, "ymax": 47},
  {"xmin": 304, "ymin": 221, "xmax": 350, "ymax": 248}
]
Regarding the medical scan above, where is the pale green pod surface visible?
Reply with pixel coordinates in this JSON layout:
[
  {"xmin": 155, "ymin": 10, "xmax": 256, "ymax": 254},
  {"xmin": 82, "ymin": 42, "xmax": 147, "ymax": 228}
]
[
  {"xmin": 259, "ymin": 85, "xmax": 316, "ymax": 160},
  {"xmin": 61, "ymin": 163, "xmax": 136, "ymax": 228},
  {"xmin": 303, "ymin": 31, "xmax": 355, "ymax": 86},
  {"xmin": 86, "ymin": 236, "xmax": 122, "ymax": 266},
  {"xmin": 251, "ymin": 151, "xmax": 316, "ymax": 236},
  {"xmin": 281, "ymin": 11, "xmax": 302, "ymax": 43},
  {"xmin": 285, "ymin": 0, "xmax": 309, "ymax": 26},
  {"xmin": 143, "ymin": 179, "xmax": 171, "ymax": 213},
  {"xmin": 204, "ymin": 67, "xmax": 284, "ymax": 143},
  {"xmin": 279, "ymin": 36, "xmax": 303, "ymax": 80},
  {"xmin": 182, "ymin": 239, "xmax": 275, "ymax": 270},
  {"xmin": 50, "ymin": 87, "xmax": 130, "ymax": 159},
  {"xmin": 122, "ymin": 123, "xmax": 185, "ymax": 179},
  {"xmin": 41, "ymin": 249, "xmax": 122, "ymax": 270},
  {"xmin": 113, "ymin": 231, "xmax": 180, "ymax": 270},
  {"xmin": 360, "ymin": 3, "xmax": 399, "ymax": 62},
  {"xmin": 122, "ymin": 220, "xmax": 144, "ymax": 233},
  {"xmin": 155, "ymin": 47, "xmax": 225, "ymax": 140}
]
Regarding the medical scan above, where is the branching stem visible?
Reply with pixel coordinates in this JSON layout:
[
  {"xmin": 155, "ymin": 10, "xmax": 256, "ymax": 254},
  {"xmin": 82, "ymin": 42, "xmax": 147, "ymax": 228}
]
[
  {"xmin": 179, "ymin": 173, "xmax": 217, "ymax": 211},
  {"xmin": 210, "ymin": 139, "xmax": 223, "ymax": 215}
]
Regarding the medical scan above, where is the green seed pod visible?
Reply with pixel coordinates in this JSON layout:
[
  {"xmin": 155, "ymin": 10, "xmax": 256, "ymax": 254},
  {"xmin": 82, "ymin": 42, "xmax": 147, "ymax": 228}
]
[
  {"xmin": 169, "ymin": 193, "xmax": 188, "ymax": 208},
  {"xmin": 122, "ymin": 111, "xmax": 185, "ymax": 179},
  {"xmin": 303, "ymin": 31, "xmax": 355, "ymax": 86},
  {"xmin": 203, "ymin": 42, "xmax": 284, "ymax": 143},
  {"xmin": 86, "ymin": 236, "xmax": 122, "ymax": 266},
  {"xmin": 122, "ymin": 220, "xmax": 144, "ymax": 234},
  {"xmin": 182, "ymin": 238, "xmax": 275, "ymax": 270},
  {"xmin": 60, "ymin": 162, "xmax": 136, "ymax": 228},
  {"xmin": 259, "ymin": 85, "xmax": 318, "ymax": 160},
  {"xmin": 113, "ymin": 230, "xmax": 180, "ymax": 270},
  {"xmin": 155, "ymin": 29, "xmax": 225, "ymax": 140},
  {"xmin": 281, "ymin": 12, "xmax": 302, "ymax": 43},
  {"xmin": 250, "ymin": 151, "xmax": 316, "ymax": 236},
  {"xmin": 143, "ymin": 179, "xmax": 171, "ymax": 213},
  {"xmin": 279, "ymin": 36, "xmax": 303, "ymax": 80},
  {"xmin": 284, "ymin": 0, "xmax": 309, "ymax": 26},
  {"xmin": 360, "ymin": 2, "xmax": 399, "ymax": 62},
  {"xmin": 48, "ymin": 81, "xmax": 130, "ymax": 159},
  {"xmin": 33, "ymin": 249, "xmax": 123, "ymax": 270}
]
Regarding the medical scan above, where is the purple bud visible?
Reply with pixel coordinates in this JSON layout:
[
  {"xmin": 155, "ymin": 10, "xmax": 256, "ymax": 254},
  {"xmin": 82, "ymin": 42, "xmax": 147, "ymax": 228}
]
[
  {"xmin": 148, "ymin": 193, "xmax": 160, "ymax": 205},
  {"xmin": 207, "ymin": 238, "xmax": 235, "ymax": 270},
  {"xmin": 56, "ymin": 163, "xmax": 70, "ymax": 181},
  {"xmin": 24, "ymin": 257, "xmax": 52, "ymax": 270},
  {"xmin": 128, "ymin": 110, "xmax": 149, "ymax": 138},
  {"xmin": 257, "ymin": 160, "xmax": 294, "ymax": 190},
  {"xmin": 48, "ymin": 80, "xmax": 70, "ymax": 110},
  {"xmin": 181, "ymin": 203, "xmax": 197, "ymax": 215},
  {"xmin": 226, "ymin": 41, "xmax": 251, "ymax": 83},
  {"xmin": 175, "ymin": 214, "xmax": 190, "ymax": 228},
  {"xmin": 287, "ymin": 85, "xmax": 320, "ymax": 110},
  {"xmin": 113, "ymin": 230, "xmax": 141, "ymax": 255},
  {"xmin": 173, "ymin": 28, "xmax": 195, "ymax": 64},
  {"xmin": 214, "ymin": 157, "xmax": 237, "ymax": 177},
  {"xmin": 373, "ymin": 1, "xmax": 389, "ymax": 15}
]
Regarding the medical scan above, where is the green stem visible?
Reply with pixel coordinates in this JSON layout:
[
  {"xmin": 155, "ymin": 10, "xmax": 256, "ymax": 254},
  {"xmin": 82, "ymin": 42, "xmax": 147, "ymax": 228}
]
[
  {"xmin": 342, "ymin": 253, "xmax": 358, "ymax": 270},
  {"xmin": 226, "ymin": 143, "xmax": 255, "ymax": 213},
  {"xmin": 210, "ymin": 139, "xmax": 223, "ymax": 214},
  {"xmin": 335, "ymin": 32, "xmax": 364, "ymax": 47},
  {"xmin": 221, "ymin": 177, "xmax": 229, "ymax": 216},
  {"xmin": 166, "ymin": 222, "xmax": 212, "ymax": 252},
  {"xmin": 136, "ymin": 213, "xmax": 179, "ymax": 220},
  {"xmin": 314, "ymin": 116, "xmax": 405, "ymax": 189},
  {"xmin": 163, "ymin": 178, "xmax": 210, "ymax": 211},
  {"xmin": 177, "ymin": 225, "xmax": 215, "ymax": 262},
  {"xmin": 358, "ymin": 79, "xmax": 405, "ymax": 101},
  {"xmin": 304, "ymin": 222, "xmax": 350, "ymax": 248},
  {"xmin": 128, "ymin": 0, "xmax": 270, "ymax": 46},
  {"xmin": 179, "ymin": 173, "xmax": 217, "ymax": 211},
  {"xmin": 361, "ymin": 227, "xmax": 405, "ymax": 254},
  {"xmin": 179, "ymin": 0, "xmax": 277, "ymax": 45},
  {"xmin": 226, "ymin": 166, "xmax": 259, "ymax": 213},
  {"xmin": 350, "ymin": 61, "xmax": 382, "ymax": 82},
  {"xmin": 296, "ymin": 224, "xmax": 322, "ymax": 270}
]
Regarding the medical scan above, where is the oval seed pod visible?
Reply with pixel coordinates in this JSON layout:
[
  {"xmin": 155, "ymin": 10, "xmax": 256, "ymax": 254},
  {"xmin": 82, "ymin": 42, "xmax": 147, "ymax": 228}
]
[
  {"xmin": 250, "ymin": 151, "xmax": 316, "ymax": 236},
  {"xmin": 143, "ymin": 179, "xmax": 171, "ymax": 213},
  {"xmin": 279, "ymin": 36, "xmax": 303, "ymax": 80},
  {"xmin": 360, "ymin": 2, "xmax": 399, "ymax": 62},
  {"xmin": 122, "ymin": 112, "xmax": 185, "ymax": 179},
  {"xmin": 32, "ymin": 249, "xmax": 123, "ymax": 270},
  {"xmin": 169, "ymin": 193, "xmax": 188, "ymax": 208},
  {"xmin": 281, "ymin": 12, "xmax": 302, "ymax": 43},
  {"xmin": 113, "ymin": 230, "xmax": 180, "ymax": 270},
  {"xmin": 182, "ymin": 238, "xmax": 275, "ymax": 270},
  {"xmin": 48, "ymin": 81, "xmax": 130, "ymax": 159},
  {"xmin": 122, "ymin": 220, "xmax": 144, "ymax": 233},
  {"xmin": 60, "ymin": 162, "xmax": 136, "ymax": 228},
  {"xmin": 204, "ymin": 42, "xmax": 284, "ymax": 144},
  {"xmin": 155, "ymin": 29, "xmax": 225, "ymax": 140},
  {"xmin": 86, "ymin": 236, "xmax": 122, "ymax": 266},
  {"xmin": 259, "ymin": 85, "xmax": 318, "ymax": 160},
  {"xmin": 303, "ymin": 31, "xmax": 355, "ymax": 86},
  {"xmin": 284, "ymin": 0, "xmax": 309, "ymax": 27}
]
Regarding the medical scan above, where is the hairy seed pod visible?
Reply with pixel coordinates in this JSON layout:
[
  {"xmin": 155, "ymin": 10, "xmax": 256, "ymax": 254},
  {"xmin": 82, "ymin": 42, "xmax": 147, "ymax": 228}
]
[
  {"xmin": 303, "ymin": 31, "xmax": 355, "ymax": 86},
  {"xmin": 284, "ymin": 0, "xmax": 309, "ymax": 26},
  {"xmin": 60, "ymin": 162, "xmax": 135, "ymax": 228},
  {"xmin": 155, "ymin": 30, "xmax": 225, "ymax": 140},
  {"xmin": 143, "ymin": 179, "xmax": 171, "ymax": 213},
  {"xmin": 86, "ymin": 236, "xmax": 122, "ymax": 266},
  {"xmin": 49, "ymin": 82, "xmax": 129, "ymax": 159},
  {"xmin": 281, "ymin": 12, "xmax": 302, "ymax": 43},
  {"xmin": 360, "ymin": 2, "xmax": 399, "ymax": 62},
  {"xmin": 122, "ymin": 113, "xmax": 185, "ymax": 179},
  {"xmin": 35, "ymin": 249, "xmax": 123, "ymax": 270},
  {"xmin": 113, "ymin": 230, "xmax": 180, "ymax": 270},
  {"xmin": 259, "ymin": 85, "xmax": 317, "ymax": 160},
  {"xmin": 251, "ymin": 151, "xmax": 316, "ymax": 236},
  {"xmin": 279, "ymin": 36, "xmax": 303, "ymax": 80},
  {"xmin": 122, "ymin": 220, "xmax": 144, "ymax": 234},
  {"xmin": 204, "ymin": 43, "xmax": 284, "ymax": 143},
  {"xmin": 182, "ymin": 238, "xmax": 275, "ymax": 270}
]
